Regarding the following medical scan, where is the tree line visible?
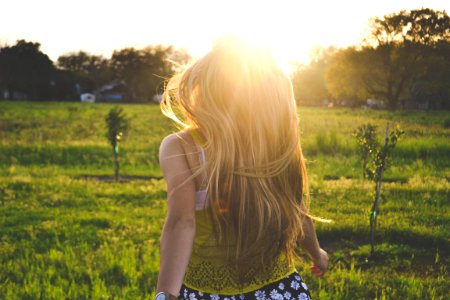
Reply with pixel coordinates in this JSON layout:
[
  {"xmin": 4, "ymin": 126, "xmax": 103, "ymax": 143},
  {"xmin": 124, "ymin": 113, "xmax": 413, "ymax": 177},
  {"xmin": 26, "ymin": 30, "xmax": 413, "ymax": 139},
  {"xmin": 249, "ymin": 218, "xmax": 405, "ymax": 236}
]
[
  {"xmin": 0, "ymin": 41, "xmax": 190, "ymax": 102},
  {"xmin": 0, "ymin": 8, "xmax": 449, "ymax": 109},
  {"xmin": 293, "ymin": 8, "xmax": 449, "ymax": 109}
]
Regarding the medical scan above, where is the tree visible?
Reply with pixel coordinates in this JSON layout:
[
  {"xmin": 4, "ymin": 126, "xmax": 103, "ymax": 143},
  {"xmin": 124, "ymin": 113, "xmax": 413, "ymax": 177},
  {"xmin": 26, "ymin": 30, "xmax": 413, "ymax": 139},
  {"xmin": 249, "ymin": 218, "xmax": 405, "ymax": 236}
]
[
  {"xmin": 404, "ymin": 8, "xmax": 450, "ymax": 46},
  {"xmin": 410, "ymin": 40, "xmax": 450, "ymax": 109},
  {"xmin": 110, "ymin": 45, "xmax": 181, "ymax": 101},
  {"xmin": 0, "ymin": 40, "xmax": 55, "ymax": 100},
  {"xmin": 51, "ymin": 69, "xmax": 78, "ymax": 101},
  {"xmin": 105, "ymin": 107, "xmax": 129, "ymax": 182},
  {"xmin": 361, "ymin": 9, "xmax": 450, "ymax": 109},
  {"xmin": 367, "ymin": 124, "xmax": 403, "ymax": 256},
  {"xmin": 291, "ymin": 63, "xmax": 328, "ymax": 105},
  {"xmin": 291, "ymin": 46, "xmax": 336, "ymax": 105},
  {"xmin": 361, "ymin": 11, "xmax": 419, "ymax": 109},
  {"xmin": 319, "ymin": 9, "xmax": 450, "ymax": 109},
  {"xmin": 325, "ymin": 47, "xmax": 368, "ymax": 105},
  {"xmin": 404, "ymin": 9, "xmax": 450, "ymax": 108},
  {"xmin": 57, "ymin": 51, "xmax": 112, "ymax": 93},
  {"xmin": 354, "ymin": 123, "xmax": 403, "ymax": 256}
]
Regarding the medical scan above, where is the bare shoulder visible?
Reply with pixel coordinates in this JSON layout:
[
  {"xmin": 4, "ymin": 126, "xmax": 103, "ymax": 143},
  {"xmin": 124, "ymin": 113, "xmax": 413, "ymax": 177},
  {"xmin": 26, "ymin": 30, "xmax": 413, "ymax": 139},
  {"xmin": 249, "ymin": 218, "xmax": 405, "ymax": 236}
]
[
  {"xmin": 160, "ymin": 131, "xmax": 192, "ymax": 154},
  {"xmin": 159, "ymin": 131, "xmax": 195, "ymax": 166}
]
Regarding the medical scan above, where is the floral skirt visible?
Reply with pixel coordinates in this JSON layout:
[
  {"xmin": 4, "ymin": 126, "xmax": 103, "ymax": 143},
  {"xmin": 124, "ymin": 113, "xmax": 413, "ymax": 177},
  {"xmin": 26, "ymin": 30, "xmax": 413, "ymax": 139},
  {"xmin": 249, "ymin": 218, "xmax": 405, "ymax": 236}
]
[{"xmin": 179, "ymin": 272, "xmax": 311, "ymax": 300}]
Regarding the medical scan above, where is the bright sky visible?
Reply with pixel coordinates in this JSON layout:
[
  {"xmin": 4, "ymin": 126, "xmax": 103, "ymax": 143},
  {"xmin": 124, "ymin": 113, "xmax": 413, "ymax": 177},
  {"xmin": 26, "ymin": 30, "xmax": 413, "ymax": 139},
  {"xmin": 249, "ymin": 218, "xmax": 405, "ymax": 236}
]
[{"xmin": 1, "ymin": 0, "xmax": 449, "ymax": 67}]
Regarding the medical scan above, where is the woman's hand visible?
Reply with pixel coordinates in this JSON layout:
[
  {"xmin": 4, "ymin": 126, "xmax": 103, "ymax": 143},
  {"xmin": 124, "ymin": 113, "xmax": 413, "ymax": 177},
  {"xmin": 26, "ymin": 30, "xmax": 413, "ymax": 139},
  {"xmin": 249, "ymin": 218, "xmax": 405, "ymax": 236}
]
[
  {"xmin": 297, "ymin": 212, "xmax": 329, "ymax": 278},
  {"xmin": 310, "ymin": 248, "xmax": 329, "ymax": 277}
]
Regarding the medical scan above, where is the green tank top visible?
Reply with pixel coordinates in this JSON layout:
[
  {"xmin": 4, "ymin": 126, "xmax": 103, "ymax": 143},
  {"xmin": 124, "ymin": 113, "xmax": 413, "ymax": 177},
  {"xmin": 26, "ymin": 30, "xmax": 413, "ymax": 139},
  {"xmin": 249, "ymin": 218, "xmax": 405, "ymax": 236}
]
[
  {"xmin": 184, "ymin": 130, "xmax": 296, "ymax": 294},
  {"xmin": 183, "ymin": 210, "xmax": 296, "ymax": 294}
]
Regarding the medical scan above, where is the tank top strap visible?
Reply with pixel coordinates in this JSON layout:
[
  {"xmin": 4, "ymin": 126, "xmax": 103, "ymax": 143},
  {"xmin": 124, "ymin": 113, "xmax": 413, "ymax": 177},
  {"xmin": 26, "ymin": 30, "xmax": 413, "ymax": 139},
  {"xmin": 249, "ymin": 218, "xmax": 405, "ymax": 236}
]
[
  {"xmin": 198, "ymin": 145, "xmax": 206, "ymax": 167},
  {"xmin": 188, "ymin": 129, "xmax": 209, "ymax": 210},
  {"xmin": 188, "ymin": 129, "xmax": 208, "ymax": 187}
]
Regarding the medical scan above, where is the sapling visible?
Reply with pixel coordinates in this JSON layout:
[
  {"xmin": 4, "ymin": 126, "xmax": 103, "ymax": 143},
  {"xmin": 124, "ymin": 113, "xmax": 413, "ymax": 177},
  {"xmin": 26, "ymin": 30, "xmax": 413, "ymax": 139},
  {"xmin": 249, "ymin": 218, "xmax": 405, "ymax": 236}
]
[
  {"xmin": 354, "ymin": 122, "xmax": 403, "ymax": 256},
  {"xmin": 105, "ymin": 107, "xmax": 129, "ymax": 182}
]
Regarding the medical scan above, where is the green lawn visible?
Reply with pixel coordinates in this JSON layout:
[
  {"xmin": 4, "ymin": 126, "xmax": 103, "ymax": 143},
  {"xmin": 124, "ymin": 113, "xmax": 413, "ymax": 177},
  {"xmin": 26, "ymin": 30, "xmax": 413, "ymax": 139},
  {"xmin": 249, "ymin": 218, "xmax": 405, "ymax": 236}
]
[{"xmin": 0, "ymin": 101, "xmax": 449, "ymax": 299}]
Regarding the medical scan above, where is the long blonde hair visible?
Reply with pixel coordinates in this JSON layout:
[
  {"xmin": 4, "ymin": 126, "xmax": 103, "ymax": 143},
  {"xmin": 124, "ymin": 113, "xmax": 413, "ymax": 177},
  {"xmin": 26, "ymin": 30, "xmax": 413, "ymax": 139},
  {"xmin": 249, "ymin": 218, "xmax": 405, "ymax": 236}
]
[{"xmin": 161, "ymin": 38, "xmax": 309, "ymax": 276}]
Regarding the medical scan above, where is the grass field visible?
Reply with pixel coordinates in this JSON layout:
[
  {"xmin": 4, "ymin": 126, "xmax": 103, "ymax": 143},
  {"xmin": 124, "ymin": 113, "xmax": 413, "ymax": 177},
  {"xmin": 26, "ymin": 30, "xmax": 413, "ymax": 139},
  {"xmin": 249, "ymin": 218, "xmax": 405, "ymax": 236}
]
[{"xmin": 0, "ymin": 101, "xmax": 449, "ymax": 299}]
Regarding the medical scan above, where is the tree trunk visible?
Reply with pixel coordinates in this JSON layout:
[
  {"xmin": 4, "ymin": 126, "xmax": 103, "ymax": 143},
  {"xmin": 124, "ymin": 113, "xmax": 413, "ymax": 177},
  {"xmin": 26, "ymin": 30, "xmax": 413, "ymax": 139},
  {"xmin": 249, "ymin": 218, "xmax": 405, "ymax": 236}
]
[
  {"xmin": 370, "ymin": 180, "xmax": 383, "ymax": 256},
  {"xmin": 113, "ymin": 147, "xmax": 119, "ymax": 182},
  {"xmin": 386, "ymin": 79, "xmax": 397, "ymax": 110},
  {"xmin": 370, "ymin": 123, "xmax": 389, "ymax": 256},
  {"xmin": 363, "ymin": 157, "xmax": 367, "ymax": 179}
]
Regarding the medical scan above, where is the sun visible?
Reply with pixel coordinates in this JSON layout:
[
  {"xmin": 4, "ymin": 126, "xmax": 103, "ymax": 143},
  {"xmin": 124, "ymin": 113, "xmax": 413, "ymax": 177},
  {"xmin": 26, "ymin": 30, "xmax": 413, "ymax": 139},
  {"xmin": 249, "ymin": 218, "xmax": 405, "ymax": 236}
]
[{"xmin": 183, "ymin": 1, "xmax": 360, "ymax": 74}]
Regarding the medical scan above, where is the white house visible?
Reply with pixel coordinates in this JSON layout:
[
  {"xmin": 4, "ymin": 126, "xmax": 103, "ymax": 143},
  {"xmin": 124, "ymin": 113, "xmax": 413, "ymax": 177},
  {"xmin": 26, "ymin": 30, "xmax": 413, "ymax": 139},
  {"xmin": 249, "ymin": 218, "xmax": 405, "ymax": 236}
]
[{"xmin": 81, "ymin": 93, "xmax": 96, "ymax": 103}]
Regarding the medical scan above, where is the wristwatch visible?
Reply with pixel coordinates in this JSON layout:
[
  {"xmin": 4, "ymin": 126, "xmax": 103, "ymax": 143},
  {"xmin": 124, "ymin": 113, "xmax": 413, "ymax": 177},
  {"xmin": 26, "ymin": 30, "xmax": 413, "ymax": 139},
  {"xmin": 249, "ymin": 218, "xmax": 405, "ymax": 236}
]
[{"xmin": 155, "ymin": 292, "xmax": 177, "ymax": 300}]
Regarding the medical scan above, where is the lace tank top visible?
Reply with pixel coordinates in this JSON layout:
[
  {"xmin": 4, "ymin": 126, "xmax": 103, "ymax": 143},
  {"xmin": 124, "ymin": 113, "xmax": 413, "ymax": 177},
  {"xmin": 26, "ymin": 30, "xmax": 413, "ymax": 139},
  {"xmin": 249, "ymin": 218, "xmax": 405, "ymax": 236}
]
[{"xmin": 184, "ymin": 130, "xmax": 296, "ymax": 295}]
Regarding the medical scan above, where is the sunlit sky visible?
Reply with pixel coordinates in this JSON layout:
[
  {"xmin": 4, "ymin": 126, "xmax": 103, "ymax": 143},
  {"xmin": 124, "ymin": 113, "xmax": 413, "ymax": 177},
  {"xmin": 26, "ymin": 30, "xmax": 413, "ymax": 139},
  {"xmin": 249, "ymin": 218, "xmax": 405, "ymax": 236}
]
[{"xmin": 1, "ymin": 0, "xmax": 449, "ymax": 67}]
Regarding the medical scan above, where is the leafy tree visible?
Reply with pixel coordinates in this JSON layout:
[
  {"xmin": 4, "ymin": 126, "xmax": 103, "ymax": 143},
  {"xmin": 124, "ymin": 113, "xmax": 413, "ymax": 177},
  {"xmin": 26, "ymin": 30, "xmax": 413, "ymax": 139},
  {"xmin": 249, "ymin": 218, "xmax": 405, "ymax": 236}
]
[
  {"xmin": 57, "ymin": 51, "xmax": 112, "ymax": 93},
  {"xmin": 291, "ymin": 46, "xmax": 335, "ymax": 105},
  {"xmin": 361, "ymin": 11, "xmax": 419, "ymax": 109},
  {"xmin": 51, "ymin": 69, "xmax": 78, "ymax": 101},
  {"xmin": 325, "ymin": 47, "xmax": 368, "ymax": 105},
  {"xmin": 105, "ymin": 107, "xmax": 129, "ymax": 181},
  {"xmin": 354, "ymin": 123, "xmax": 403, "ymax": 256},
  {"xmin": 362, "ymin": 9, "xmax": 450, "ymax": 109},
  {"xmin": 404, "ymin": 9, "xmax": 450, "ymax": 108},
  {"xmin": 325, "ymin": 9, "xmax": 449, "ymax": 110},
  {"xmin": 410, "ymin": 40, "xmax": 450, "ymax": 109},
  {"xmin": 110, "ymin": 45, "xmax": 183, "ymax": 101},
  {"xmin": 138, "ymin": 45, "xmax": 175, "ymax": 97},
  {"xmin": 0, "ymin": 40, "xmax": 55, "ymax": 100},
  {"xmin": 403, "ymin": 8, "xmax": 450, "ymax": 46},
  {"xmin": 110, "ymin": 48, "xmax": 141, "ymax": 100},
  {"xmin": 292, "ymin": 63, "xmax": 327, "ymax": 105}
]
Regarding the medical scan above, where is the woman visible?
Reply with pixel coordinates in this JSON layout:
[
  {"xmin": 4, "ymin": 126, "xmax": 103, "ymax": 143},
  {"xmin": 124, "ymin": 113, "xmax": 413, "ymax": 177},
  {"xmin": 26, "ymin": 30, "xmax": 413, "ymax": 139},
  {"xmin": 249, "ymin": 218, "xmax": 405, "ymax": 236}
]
[{"xmin": 155, "ymin": 38, "xmax": 329, "ymax": 300}]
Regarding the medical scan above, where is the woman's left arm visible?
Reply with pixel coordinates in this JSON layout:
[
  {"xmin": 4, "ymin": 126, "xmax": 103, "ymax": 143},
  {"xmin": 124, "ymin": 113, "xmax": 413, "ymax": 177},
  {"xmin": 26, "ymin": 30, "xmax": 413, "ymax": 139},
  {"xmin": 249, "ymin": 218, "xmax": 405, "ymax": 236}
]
[{"xmin": 156, "ymin": 134, "xmax": 197, "ymax": 297}]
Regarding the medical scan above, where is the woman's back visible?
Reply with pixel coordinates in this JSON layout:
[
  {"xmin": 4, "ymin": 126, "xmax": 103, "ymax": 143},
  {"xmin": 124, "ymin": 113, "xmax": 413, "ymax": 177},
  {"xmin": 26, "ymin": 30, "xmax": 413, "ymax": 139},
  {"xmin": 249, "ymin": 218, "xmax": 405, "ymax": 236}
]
[
  {"xmin": 155, "ymin": 38, "xmax": 328, "ymax": 300},
  {"xmin": 179, "ymin": 130, "xmax": 296, "ymax": 295}
]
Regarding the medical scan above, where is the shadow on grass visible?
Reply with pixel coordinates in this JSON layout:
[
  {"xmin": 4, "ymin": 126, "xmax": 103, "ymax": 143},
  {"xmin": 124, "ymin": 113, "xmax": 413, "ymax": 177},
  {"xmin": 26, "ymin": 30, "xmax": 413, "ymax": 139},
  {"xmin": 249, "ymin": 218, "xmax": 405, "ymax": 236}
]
[
  {"xmin": 319, "ymin": 227, "xmax": 449, "ymax": 255},
  {"xmin": 322, "ymin": 174, "xmax": 408, "ymax": 183},
  {"xmin": 78, "ymin": 175, "xmax": 163, "ymax": 182},
  {"xmin": 319, "ymin": 228, "xmax": 448, "ymax": 275}
]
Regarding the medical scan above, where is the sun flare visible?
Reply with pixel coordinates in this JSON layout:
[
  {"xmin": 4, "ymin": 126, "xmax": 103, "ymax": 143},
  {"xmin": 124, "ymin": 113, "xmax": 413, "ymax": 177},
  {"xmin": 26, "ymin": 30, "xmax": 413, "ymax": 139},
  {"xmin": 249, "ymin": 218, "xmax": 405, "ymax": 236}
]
[{"xmin": 183, "ymin": 1, "xmax": 367, "ymax": 73}]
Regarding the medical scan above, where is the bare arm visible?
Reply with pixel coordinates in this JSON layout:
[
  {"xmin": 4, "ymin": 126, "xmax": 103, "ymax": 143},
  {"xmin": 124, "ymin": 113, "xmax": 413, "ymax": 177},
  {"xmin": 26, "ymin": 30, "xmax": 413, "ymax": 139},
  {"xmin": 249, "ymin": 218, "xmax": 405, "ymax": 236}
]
[
  {"xmin": 156, "ymin": 134, "xmax": 197, "ymax": 296},
  {"xmin": 299, "ymin": 207, "xmax": 329, "ymax": 277}
]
